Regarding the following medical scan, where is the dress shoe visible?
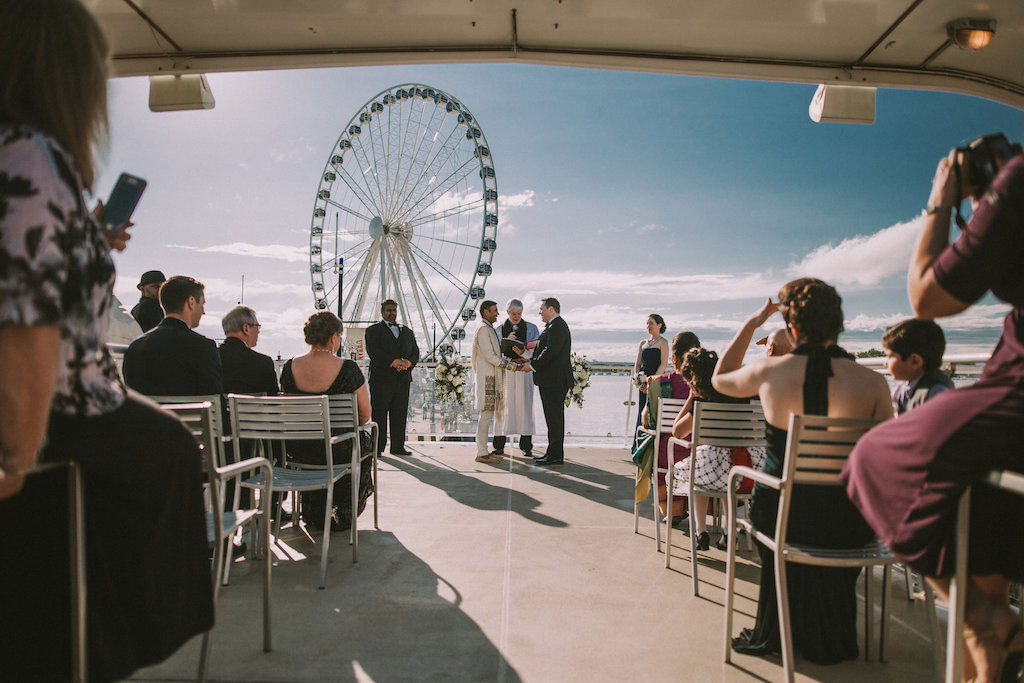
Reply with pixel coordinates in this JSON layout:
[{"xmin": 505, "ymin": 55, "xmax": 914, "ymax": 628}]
[
  {"xmin": 533, "ymin": 455, "xmax": 564, "ymax": 465},
  {"xmin": 390, "ymin": 448, "xmax": 413, "ymax": 456},
  {"xmin": 475, "ymin": 454, "xmax": 502, "ymax": 464},
  {"xmin": 487, "ymin": 450, "xmax": 505, "ymax": 458},
  {"xmin": 695, "ymin": 531, "xmax": 711, "ymax": 551}
]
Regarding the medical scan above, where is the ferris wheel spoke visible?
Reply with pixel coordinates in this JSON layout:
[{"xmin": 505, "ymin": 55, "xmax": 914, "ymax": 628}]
[
  {"xmin": 413, "ymin": 233, "xmax": 480, "ymax": 250},
  {"xmin": 396, "ymin": 239, "xmax": 453, "ymax": 333},
  {"xmin": 405, "ymin": 240, "xmax": 470, "ymax": 292},
  {"xmin": 350, "ymin": 136, "xmax": 386, "ymax": 212},
  {"xmin": 399, "ymin": 155, "xmax": 478, "ymax": 225},
  {"xmin": 394, "ymin": 101, "xmax": 443, "ymax": 221},
  {"xmin": 324, "ymin": 198, "xmax": 372, "ymax": 223},
  {"xmin": 335, "ymin": 164, "xmax": 380, "ymax": 217},
  {"xmin": 409, "ymin": 198, "xmax": 485, "ymax": 228},
  {"xmin": 391, "ymin": 120, "xmax": 464, "ymax": 222},
  {"xmin": 336, "ymin": 236, "xmax": 373, "ymax": 261},
  {"xmin": 395, "ymin": 243, "xmax": 432, "ymax": 353},
  {"xmin": 348, "ymin": 238, "xmax": 381, "ymax": 323},
  {"xmin": 383, "ymin": 242, "xmax": 413, "ymax": 328},
  {"xmin": 391, "ymin": 95, "xmax": 423, "ymax": 219}
]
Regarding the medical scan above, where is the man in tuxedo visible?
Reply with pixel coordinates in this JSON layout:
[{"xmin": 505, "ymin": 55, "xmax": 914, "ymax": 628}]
[
  {"xmin": 123, "ymin": 275, "xmax": 223, "ymax": 396},
  {"xmin": 130, "ymin": 269, "xmax": 165, "ymax": 332},
  {"xmin": 218, "ymin": 305, "xmax": 278, "ymax": 396},
  {"xmin": 364, "ymin": 299, "xmax": 419, "ymax": 455},
  {"xmin": 516, "ymin": 297, "xmax": 572, "ymax": 465}
]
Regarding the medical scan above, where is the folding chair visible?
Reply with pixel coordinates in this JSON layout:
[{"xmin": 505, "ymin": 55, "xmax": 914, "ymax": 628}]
[
  {"xmin": 230, "ymin": 395, "xmax": 359, "ymax": 588},
  {"xmin": 327, "ymin": 395, "xmax": 379, "ymax": 532},
  {"xmin": 945, "ymin": 469, "xmax": 1024, "ymax": 683},
  {"xmin": 723, "ymin": 413, "xmax": 893, "ymax": 683},
  {"xmin": 633, "ymin": 397, "xmax": 688, "ymax": 551},
  {"xmin": 665, "ymin": 401, "xmax": 766, "ymax": 595},
  {"xmin": 161, "ymin": 401, "xmax": 272, "ymax": 681}
]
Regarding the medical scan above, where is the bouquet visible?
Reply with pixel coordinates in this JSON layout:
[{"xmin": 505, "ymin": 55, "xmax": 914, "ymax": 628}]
[
  {"xmin": 434, "ymin": 355, "xmax": 469, "ymax": 405},
  {"xmin": 566, "ymin": 352, "xmax": 592, "ymax": 408},
  {"xmin": 632, "ymin": 371, "xmax": 648, "ymax": 389}
]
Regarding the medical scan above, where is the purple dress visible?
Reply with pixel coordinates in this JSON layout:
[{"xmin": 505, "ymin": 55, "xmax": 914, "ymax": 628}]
[{"xmin": 842, "ymin": 155, "xmax": 1024, "ymax": 579}]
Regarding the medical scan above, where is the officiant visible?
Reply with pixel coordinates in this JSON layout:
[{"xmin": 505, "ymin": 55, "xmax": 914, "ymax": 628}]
[{"xmin": 493, "ymin": 298, "xmax": 539, "ymax": 458}]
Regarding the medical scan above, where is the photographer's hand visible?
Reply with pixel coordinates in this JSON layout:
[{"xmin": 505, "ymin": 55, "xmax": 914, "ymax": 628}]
[{"xmin": 926, "ymin": 150, "xmax": 962, "ymax": 212}]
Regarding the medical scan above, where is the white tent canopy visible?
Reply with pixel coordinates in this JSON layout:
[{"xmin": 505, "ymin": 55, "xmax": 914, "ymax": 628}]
[{"xmin": 91, "ymin": 0, "xmax": 1024, "ymax": 109}]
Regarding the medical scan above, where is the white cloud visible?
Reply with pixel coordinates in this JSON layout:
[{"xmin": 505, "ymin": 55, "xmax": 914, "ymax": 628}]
[
  {"xmin": 488, "ymin": 269, "xmax": 782, "ymax": 303},
  {"xmin": 787, "ymin": 215, "xmax": 922, "ymax": 287},
  {"xmin": 500, "ymin": 190, "xmax": 535, "ymax": 210},
  {"xmin": 638, "ymin": 223, "xmax": 668, "ymax": 233},
  {"xmin": 168, "ymin": 242, "xmax": 310, "ymax": 263},
  {"xmin": 845, "ymin": 304, "xmax": 1011, "ymax": 332}
]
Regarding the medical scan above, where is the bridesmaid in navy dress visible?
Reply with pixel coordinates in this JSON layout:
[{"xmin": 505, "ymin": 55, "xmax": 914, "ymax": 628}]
[{"xmin": 634, "ymin": 314, "xmax": 669, "ymax": 431}]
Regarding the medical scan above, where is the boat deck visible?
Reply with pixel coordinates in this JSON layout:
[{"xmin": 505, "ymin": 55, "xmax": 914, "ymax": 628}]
[{"xmin": 134, "ymin": 444, "xmax": 941, "ymax": 682}]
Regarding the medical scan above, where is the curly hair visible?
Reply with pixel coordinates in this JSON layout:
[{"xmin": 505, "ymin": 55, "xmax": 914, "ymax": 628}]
[
  {"xmin": 648, "ymin": 313, "xmax": 666, "ymax": 334},
  {"xmin": 778, "ymin": 277, "xmax": 844, "ymax": 346},
  {"xmin": 681, "ymin": 348, "xmax": 720, "ymax": 399},
  {"xmin": 304, "ymin": 311, "xmax": 342, "ymax": 347},
  {"xmin": 671, "ymin": 331, "xmax": 700, "ymax": 361}
]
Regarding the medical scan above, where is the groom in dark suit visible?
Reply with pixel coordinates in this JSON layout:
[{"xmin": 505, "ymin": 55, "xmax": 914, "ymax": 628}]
[
  {"xmin": 516, "ymin": 297, "xmax": 572, "ymax": 465},
  {"xmin": 364, "ymin": 299, "xmax": 420, "ymax": 455}
]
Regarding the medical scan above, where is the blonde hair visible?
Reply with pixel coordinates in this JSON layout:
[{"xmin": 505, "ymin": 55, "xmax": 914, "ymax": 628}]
[{"xmin": 0, "ymin": 0, "xmax": 110, "ymax": 189}]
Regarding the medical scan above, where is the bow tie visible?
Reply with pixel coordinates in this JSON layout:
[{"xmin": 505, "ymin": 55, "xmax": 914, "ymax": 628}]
[{"xmin": 387, "ymin": 322, "xmax": 399, "ymax": 328}]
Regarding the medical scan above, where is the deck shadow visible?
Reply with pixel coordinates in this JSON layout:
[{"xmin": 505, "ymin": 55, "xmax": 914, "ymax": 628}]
[{"xmin": 380, "ymin": 455, "xmax": 568, "ymax": 527}]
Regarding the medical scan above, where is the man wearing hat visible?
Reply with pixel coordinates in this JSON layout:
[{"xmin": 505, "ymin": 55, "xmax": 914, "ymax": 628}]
[{"xmin": 131, "ymin": 270, "xmax": 165, "ymax": 332}]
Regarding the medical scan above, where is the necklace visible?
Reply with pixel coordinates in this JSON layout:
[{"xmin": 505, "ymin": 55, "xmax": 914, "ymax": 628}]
[{"xmin": 310, "ymin": 348, "xmax": 336, "ymax": 355}]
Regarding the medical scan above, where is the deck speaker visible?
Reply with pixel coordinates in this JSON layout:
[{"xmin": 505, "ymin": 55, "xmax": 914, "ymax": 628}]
[
  {"xmin": 809, "ymin": 84, "xmax": 875, "ymax": 125},
  {"xmin": 148, "ymin": 74, "xmax": 216, "ymax": 112}
]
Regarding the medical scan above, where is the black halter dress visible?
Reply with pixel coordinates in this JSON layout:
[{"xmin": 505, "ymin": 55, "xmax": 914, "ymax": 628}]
[{"xmin": 733, "ymin": 344, "xmax": 875, "ymax": 665}]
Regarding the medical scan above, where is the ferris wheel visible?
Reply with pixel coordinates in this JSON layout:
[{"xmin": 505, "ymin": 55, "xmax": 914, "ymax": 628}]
[{"xmin": 309, "ymin": 84, "xmax": 498, "ymax": 359}]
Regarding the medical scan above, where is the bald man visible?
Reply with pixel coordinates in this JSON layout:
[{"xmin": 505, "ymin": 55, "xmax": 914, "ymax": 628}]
[{"xmin": 756, "ymin": 328, "xmax": 795, "ymax": 357}]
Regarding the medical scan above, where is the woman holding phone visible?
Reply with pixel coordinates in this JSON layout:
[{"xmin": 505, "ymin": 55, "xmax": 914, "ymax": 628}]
[{"xmin": 0, "ymin": 1, "xmax": 213, "ymax": 680}]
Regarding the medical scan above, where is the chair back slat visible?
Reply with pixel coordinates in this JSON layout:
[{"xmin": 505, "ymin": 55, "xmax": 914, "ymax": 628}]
[
  {"xmin": 229, "ymin": 395, "xmax": 332, "ymax": 441},
  {"xmin": 328, "ymin": 394, "xmax": 359, "ymax": 432},
  {"xmin": 785, "ymin": 414, "xmax": 879, "ymax": 485},
  {"xmin": 692, "ymin": 401, "xmax": 767, "ymax": 449},
  {"xmin": 653, "ymin": 397, "xmax": 687, "ymax": 433},
  {"xmin": 160, "ymin": 402, "xmax": 220, "ymax": 507}
]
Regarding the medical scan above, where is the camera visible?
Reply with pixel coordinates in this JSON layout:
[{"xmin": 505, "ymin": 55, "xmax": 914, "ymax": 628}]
[{"xmin": 957, "ymin": 133, "xmax": 1022, "ymax": 195}]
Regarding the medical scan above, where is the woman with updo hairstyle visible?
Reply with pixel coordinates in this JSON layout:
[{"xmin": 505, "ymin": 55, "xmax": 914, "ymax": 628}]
[
  {"xmin": 633, "ymin": 313, "xmax": 669, "ymax": 432},
  {"xmin": 669, "ymin": 348, "xmax": 766, "ymax": 551},
  {"xmin": 280, "ymin": 311, "xmax": 372, "ymax": 529},
  {"xmin": 641, "ymin": 331, "xmax": 701, "ymax": 523},
  {"xmin": 711, "ymin": 278, "xmax": 892, "ymax": 665}
]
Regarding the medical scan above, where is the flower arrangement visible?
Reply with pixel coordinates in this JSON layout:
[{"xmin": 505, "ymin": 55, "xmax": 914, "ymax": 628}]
[
  {"xmin": 434, "ymin": 355, "xmax": 469, "ymax": 404},
  {"xmin": 566, "ymin": 352, "xmax": 592, "ymax": 408},
  {"xmin": 632, "ymin": 371, "xmax": 648, "ymax": 389}
]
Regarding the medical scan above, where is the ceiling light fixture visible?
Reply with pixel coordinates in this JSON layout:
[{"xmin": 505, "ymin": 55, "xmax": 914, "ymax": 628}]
[{"xmin": 947, "ymin": 18, "xmax": 996, "ymax": 50}]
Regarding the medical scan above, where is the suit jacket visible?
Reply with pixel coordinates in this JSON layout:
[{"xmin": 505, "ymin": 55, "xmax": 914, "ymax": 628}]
[
  {"xmin": 130, "ymin": 295, "xmax": 164, "ymax": 333},
  {"xmin": 123, "ymin": 317, "xmax": 223, "ymax": 396},
  {"xmin": 218, "ymin": 336, "xmax": 279, "ymax": 396},
  {"xmin": 531, "ymin": 316, "xmax": 573, "ymax": 390},
  {"xmin": 364, "ymin": 320, "xmax": 420, "ymax": 385}
]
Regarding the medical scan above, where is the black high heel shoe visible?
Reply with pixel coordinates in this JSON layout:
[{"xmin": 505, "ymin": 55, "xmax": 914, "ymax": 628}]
[{"xmin": 696, "ymin": 531, "xmax": 711, "ymax": 551}]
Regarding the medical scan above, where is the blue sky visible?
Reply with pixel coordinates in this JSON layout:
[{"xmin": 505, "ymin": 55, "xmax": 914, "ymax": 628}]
[{"xmin": 99, "ymin": 63, "xmax": 1024, "ymax": 361}]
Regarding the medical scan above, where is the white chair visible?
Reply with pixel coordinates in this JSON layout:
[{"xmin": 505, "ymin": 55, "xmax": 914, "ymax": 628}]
[
  {"xmin": 723, "ymin": 413, "xmax": 893, "ymax": 683},
  {"xmin": 633, "ymin": 396, "xmax": 688, "ymax": 552},
  {"xmin": 665, "ymin": 401, "xmax": 766, "ymax": 596},
  {"xmin": 230, "ymin": 394, "xmax": 360, "ymax": 589},
  {"xmin": 945, "ymin": 469, "xmax": 1024, "ymax": 683},
  {"xmin": 161, "ymin": 401, "xmax": 273, "ymax": 682}
]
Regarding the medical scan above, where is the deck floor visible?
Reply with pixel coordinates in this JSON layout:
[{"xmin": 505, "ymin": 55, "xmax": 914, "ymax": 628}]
[{"xmin": 133, "ymin": 444, "xmax": 942, "ymax": 682}]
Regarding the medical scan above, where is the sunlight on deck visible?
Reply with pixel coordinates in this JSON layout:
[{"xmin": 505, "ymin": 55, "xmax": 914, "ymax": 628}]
[{"xmin": 133, "ymin": 444, "xmax": 940, "ymax": 682}]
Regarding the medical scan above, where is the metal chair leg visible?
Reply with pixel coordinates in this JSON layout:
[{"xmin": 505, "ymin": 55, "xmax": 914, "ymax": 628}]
[
  {"xmin": 689, "ymin": 491, "xmax": 700, "ymax": 596},
  {"xmin": 864, "ymin": 565, "xmax": 874, "ymax": 661},
  {"xmin": 945, "ymin": 488, "xmax": 971, "ymax": 683},
  {"xmin": 776, "ymin": 552, "xmax": 796, "ymax": 683},
  {"xmin": 723, "ymin": 492, "xmax": 738, "ymax": 664},
  {"xmin": 880, "ymin": 563, "xmax": 890, "ymax": 662},
  {"xmin": 633, "ymin": 467, "xmax": 640, "ymax": 534},
  {"xmin": 653, "ymin": 462, "xmax": 662, "ymax": 552}
]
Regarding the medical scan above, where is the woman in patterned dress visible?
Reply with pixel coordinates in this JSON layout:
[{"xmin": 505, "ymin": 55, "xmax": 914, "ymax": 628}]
[{"xmin": 0, "ymin": 2, "xmax": 213, "ymax": 679}]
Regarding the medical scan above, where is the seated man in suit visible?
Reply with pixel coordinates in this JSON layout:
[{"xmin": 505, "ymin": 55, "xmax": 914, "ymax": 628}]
[
  {"xmin": 219, "ymin": 305, "xmax": 278, "ymax": 396},
  {"xmin": 123, "ymin": 275, "xmax": 223, "ymax": 396}
]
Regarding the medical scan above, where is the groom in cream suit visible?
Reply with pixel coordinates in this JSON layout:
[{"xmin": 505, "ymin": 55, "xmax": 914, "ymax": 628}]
[{"xmin": 472, "ymin": 300, "xmax": 513, "ymax": 464}]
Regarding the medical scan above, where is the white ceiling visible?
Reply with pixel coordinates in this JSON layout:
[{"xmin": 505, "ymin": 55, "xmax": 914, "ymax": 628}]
[{"xmin": 89, "ymin": 0, "xmax": 1024, "ymax": 109}]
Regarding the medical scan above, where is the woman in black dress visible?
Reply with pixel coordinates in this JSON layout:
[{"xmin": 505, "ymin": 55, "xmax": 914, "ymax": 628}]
[
  {"xmin": 634, "ymin": 314, "xmax": 669, "ymax": 432},
  {"xmin": 712, "ymin": 279, "xmax": 892, "ymax": 664},
  {"xmin": 280, "ymin": 311, "xmax": 373, "ymax": 529},
  {"xmin": 0, "ymin": 2, "xmax": 212, "ymax": 679}
]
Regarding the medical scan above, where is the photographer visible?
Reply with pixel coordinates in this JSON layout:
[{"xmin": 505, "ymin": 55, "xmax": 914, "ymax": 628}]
[{"xmin": 842, "ymin": 134, "xmax": 1024, "ymax": 681}]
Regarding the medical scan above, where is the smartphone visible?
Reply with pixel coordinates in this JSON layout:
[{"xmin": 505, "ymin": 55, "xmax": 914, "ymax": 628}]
[{"xmin": 102, "ymin": 173, "xmax": 147, "ymax": 233}]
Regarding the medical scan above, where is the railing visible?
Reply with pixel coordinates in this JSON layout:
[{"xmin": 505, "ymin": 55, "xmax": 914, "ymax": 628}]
[{"xmin": 105, "ymin": 344, "xmax": 990, "ymax": 444}]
